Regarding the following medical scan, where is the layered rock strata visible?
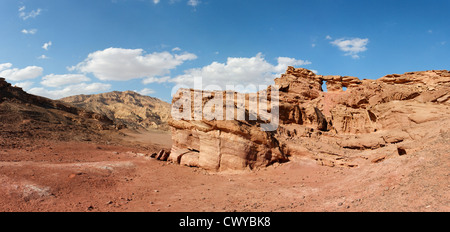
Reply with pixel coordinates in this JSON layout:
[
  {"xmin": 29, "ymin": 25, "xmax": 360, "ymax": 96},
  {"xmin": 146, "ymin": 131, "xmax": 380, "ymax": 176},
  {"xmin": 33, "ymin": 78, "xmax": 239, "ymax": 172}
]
[
  {"xmin": 168, "ymin": 89, "xmax": 287, "ymax": 171},
  {"xmin": 168, "ymin": 67, "xmax": 450, "ymax": 171}
]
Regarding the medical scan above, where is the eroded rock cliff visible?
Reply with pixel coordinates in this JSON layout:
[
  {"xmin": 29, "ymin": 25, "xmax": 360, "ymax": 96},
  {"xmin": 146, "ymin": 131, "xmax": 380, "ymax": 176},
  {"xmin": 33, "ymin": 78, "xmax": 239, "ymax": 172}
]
[
  {"xmin": 168, "ymin": 67, "xmax": 450, "ymax": 171},
  {"xmin": 168, "ymin": 89, "xmax": 287, "ymax": 171}
]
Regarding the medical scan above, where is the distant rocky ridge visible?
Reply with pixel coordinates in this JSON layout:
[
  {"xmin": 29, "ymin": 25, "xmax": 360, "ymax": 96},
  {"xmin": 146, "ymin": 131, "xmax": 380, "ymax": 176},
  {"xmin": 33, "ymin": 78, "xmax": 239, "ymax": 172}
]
[
  {"xmin": 0, "ymin": 77, "xmax": 116, "ymax": 147},
  {"xmin": 168, "ymin": 67, "xmax": 450, "ymax": 171},
  {"xmin": 61, "ymin": 91, "xmax": 171, "ymax": 131}
]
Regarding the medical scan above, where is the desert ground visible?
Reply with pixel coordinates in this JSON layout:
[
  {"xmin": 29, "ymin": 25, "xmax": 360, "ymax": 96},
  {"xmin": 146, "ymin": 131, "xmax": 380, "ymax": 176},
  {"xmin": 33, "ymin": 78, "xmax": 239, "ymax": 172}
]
[
  {"xmin": 0, "ymin": 128, "xmax": 448, "ymax": 212},
  {"xmin": 1, "ymin": 68, "xmax": 449, "ymax": 212}
]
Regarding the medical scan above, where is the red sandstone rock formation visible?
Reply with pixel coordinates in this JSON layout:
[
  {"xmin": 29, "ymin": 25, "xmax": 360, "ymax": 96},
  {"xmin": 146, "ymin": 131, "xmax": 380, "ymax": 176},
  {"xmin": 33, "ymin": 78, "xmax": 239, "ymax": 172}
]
[
  {"xmin": 168, "ymin": 67, "xmax": 450, "ymax": 171},
  {"xmin": 168, "ymin": 89, "xmax": 287, "ymax": 171}
]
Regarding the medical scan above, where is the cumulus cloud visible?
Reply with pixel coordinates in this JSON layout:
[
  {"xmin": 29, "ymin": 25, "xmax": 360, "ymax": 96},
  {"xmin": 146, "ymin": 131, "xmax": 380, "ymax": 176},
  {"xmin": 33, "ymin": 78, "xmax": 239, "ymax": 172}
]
[
  {"xmin": 330, "ymin": 37, "xmax": 369, "ymax": 59},
  {"xmin": 28, "ymin": 82, "xmax": 111, "ymax": 99},
  {"xmin": 42, "ymin": 41, "xmax": 52, "ymax": 50},
  {"xmin": 21, "ymin": 29, "xmax": 38, "ymax": 35},
  {"xmin": 142, "ymin": 76, "xmax": 171, "ymax": 84},
  {"xmin": 275, "ymin": 57, "xmax": 311, "ymax": 73},
  {"xmin": 19, "ymin": 6, "xmax": 42, "ymax": 20},
  {"xmin": 0, "ymin": 63, "xmax": 12, "ymax": 71},
  {"xmin": 138, "ymin": 88, "xmax": 156, "ymax": 96},
  {"xmin": 41, "ymin": 74, "xmax": 91, "ymax": 87},
  {"xmin": 71, "ymin": 47, "xmax": 197, "ymax": 81},
  {"xmin": 0, "ymin": 63, "xmax": 43, "ymax": 81},
  {"xmin": 170, "ymin": 53, "xmax": 311, "ymax": 91},
  {"xmin": 13, "ymin": 81, "xmax": 34, "ymax": 91},
  {"xmin": 153, "ymin": 0, "xmax": 160, "ymax": 4}
]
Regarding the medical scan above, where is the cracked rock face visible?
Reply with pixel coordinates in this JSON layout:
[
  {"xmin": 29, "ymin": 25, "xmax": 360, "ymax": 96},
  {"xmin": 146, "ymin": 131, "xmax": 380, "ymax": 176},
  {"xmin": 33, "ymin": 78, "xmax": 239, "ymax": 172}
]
[
  {"xmin": 168, "ymin": 67, "xmax": 450, "ymax": 171},
  {"xmin": 168, "ymin": 89, "xmax": 287, "ymax": 171}
]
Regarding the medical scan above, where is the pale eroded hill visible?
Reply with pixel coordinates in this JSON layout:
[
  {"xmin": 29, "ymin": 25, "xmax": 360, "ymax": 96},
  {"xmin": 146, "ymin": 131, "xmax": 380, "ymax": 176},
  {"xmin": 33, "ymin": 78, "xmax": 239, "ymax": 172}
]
[{"xmin": 61, "ymin": 91, "xmax": 171, "ymax": 131}]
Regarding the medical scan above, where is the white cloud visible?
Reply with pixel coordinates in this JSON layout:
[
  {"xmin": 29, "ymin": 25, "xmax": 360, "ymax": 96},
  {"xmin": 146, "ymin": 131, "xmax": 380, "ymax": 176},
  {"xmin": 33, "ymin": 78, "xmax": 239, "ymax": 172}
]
[
  {"xmin": 71, "ymin": 47, "xmax": 197, "ymax": 81},
  {"xmin": 0, "ymin": 63, "xmax": 43, "ymax": 81},
  {"xmin": 0, "ymin": 63, "xmax": 13, "ymax": 71},
  {"xmin": 325, "ymin": 35, "xmax": 332, "ymax": 40},
  {"xmin": 170, "ymin": 53, "xmax": 312, "ymax": 91},
  {"xmin": 142, "ymin": 76, "xmax": 171, "ymax": 84},
  {"xmin": 138, "ymin": 88, "xmax": 156, "ymax": 96},
  {"xmin": 312, "ymin": 43, "xmax": 316, "ymax": 48},
  {"xmin": 330, "ymin": 37, "xmax": 369, "ymax": 59},
  {"xmin": 38, "ymin": 55, "xmax": 50, "ymax": 60},
  {"xmin": 41, "ymin": 74, "xmax": 91, "ymax": 87},
  {"xmin": 275, "ymin": 57, "xmax": 311, "ymax": 73},
  {"xmin": 152, "ymin": 0, "xmax": 200, "ymax": 8},
  {"xmin": 172, "ymin": 47, "xmax": 182, "ymax": 52},
  {"xmin": 42, "ymin": 41, "xmax": 52, "ymax": 50},
  {"xmin": 28, "ymin": 83, "xmax": 111, "ymax": 99},
  {"xmin": 21, "ymin": 29, "xmax": 38, "ymax": 35},
  {"xmin": 188, "ymin": 0, "xmax": 200, "ymax": 7},
  {"xmin": 13, "ymin": 81, "xmax": 34, "ymax": 91},
  {"xmin": 19, "ymin": 6, "xmax": 42, "ymax": 20}
]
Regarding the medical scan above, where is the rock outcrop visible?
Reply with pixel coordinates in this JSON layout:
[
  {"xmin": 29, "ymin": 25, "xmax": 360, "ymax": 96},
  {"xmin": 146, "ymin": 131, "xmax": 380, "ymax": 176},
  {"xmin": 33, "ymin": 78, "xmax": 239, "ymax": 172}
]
[
  {"xmin": 168, "ymin": 89, "xmax": 287, "ymax": 171},
  {"xmin": 168, "ymin": 67, "xmax": 450, "ymax": 171}
]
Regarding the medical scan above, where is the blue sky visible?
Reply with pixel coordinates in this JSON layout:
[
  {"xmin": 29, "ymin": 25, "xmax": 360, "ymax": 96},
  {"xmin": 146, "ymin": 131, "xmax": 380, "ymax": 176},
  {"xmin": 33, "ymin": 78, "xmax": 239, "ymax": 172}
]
[{"xmin": 0, "ymin": 0, "xmax": 448, "ymax": 102}]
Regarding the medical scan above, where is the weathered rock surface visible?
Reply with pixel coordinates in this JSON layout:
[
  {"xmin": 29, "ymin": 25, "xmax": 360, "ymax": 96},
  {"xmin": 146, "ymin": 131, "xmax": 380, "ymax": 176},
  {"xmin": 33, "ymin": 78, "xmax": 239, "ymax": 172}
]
[
  {"xmin": 168, "ymin": 89, "xmax": 287, "ymax": 171},
  {"xmin": 168, "ymin": 67, "xmax": 450, "ymax": 171}
]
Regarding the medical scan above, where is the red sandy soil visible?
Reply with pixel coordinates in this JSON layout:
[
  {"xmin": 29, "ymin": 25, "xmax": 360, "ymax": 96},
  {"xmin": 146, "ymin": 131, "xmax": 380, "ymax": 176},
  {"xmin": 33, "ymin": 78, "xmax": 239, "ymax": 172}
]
[{"xmin": 0, "ymin": 129, "xmax": 448, "ymax": 212}]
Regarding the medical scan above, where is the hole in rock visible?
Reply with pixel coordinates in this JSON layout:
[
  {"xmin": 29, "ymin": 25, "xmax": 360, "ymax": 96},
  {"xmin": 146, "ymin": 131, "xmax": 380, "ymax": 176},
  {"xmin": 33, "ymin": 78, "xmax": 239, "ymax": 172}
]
[
  {"xmin": 322, "ymin": 81, "xmax": 328, "ymax": 92},
  {"xmin": 397, "ymin": 147, "xmax": 407, "ymax": 156}
]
